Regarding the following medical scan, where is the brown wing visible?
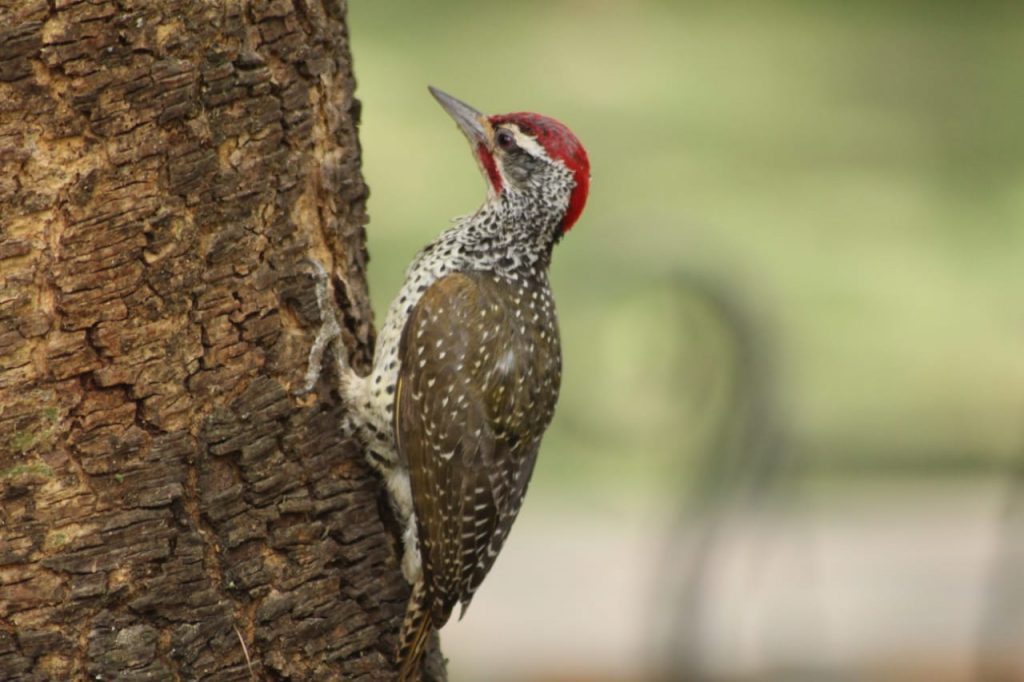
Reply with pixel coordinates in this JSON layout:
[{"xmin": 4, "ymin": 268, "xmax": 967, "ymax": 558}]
[{"xmin": 395, "ymin": 270, "xmax": 561, "ymax": 627}]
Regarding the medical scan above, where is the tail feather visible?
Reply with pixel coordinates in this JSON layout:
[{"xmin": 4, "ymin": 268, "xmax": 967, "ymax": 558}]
[{"xmin": 397, "ymin": 580, "xmax": 433, "ymax": 682}]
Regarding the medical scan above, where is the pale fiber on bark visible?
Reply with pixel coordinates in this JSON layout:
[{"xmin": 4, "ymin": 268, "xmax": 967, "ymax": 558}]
[{"xmin": 0, "ymin": 1, "xmax": 441, "ymax": 679}]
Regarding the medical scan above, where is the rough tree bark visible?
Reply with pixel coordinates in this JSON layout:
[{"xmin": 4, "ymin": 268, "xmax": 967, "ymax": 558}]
[{"xmin": 0, "ymin": 1, "xmax": 440, "ymax": 679}]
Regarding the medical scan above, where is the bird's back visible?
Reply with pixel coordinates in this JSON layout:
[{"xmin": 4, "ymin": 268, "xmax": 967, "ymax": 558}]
[{"xmin": 395, "ymin": 267, "xmax": 561, "ymax": 626}]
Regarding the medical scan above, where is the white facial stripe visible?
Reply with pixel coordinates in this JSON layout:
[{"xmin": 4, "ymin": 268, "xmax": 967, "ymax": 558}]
[{"xmin": 502, "ymin": 123, "xmax": 548, "ymax": 160}]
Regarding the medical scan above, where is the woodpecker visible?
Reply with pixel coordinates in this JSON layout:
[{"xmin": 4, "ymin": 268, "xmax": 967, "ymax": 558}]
[{"xmin": 299, "ymin": 87, "xmax": 590, "ymax": 680}]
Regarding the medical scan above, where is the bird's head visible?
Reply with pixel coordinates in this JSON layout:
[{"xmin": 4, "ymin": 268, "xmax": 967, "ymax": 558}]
[{"xmin": 429, "ymin": 86, "xmax": 590, "ymax": 235}]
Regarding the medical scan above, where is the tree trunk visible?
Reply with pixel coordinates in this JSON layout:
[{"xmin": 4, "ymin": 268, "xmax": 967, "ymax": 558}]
[{"xmin": 0, "ymin": 1, "xmax": 435, "ymax": 679}]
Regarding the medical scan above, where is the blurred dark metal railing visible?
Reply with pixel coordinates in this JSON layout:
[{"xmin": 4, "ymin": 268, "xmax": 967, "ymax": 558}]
[
  {"xmin": 646, "ymin": 269, "xmax": 1024, "ymax": 682},
  {"xmin": 650, "ymin": 270, "xmax": 825, "ymax": 682}
]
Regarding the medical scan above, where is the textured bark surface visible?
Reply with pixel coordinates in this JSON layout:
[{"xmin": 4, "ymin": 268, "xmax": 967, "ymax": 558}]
[{"xmin": 0, "ymin": 1, "xmax": 430, "ymax": 679}]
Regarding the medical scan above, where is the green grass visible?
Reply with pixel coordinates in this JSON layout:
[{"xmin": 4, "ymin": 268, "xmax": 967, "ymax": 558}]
[{"xmin": 347, "ymin": 1, "xmax": 1024, "ymax": 500}]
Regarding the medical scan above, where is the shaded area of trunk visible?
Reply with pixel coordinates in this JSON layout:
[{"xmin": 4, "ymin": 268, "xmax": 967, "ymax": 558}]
[{"xmin": 0, "ymin": 1, "xmax": 439, "ymax": 679}]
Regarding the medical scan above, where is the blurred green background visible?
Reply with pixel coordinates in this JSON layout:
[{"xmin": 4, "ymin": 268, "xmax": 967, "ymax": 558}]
[{"xmin": 348, "ymin": 1, "xmax": 1024, "ymax": 680}]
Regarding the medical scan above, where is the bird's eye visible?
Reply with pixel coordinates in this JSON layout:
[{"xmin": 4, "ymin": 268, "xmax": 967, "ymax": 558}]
[{"xmin": 496, "ymin": 129, "xmax": 516, "ymax": 151}]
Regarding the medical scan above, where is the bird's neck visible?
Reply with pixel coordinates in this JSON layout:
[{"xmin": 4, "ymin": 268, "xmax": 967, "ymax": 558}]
[{"xmin": 442, "ymin": 190, "xmax": 566, "ymax": 273}]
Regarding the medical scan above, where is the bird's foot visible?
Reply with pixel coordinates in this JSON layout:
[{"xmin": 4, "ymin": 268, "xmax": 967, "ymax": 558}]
[{"xmin": 295, "ymin": 258, "xmax": 349, "ymax": 396}]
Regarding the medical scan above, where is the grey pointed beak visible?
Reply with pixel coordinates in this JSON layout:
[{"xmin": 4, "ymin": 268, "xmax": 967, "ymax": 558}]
[{"xmin": 429, "ymin": 86, "xmax": 490, "ymax": 147}]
